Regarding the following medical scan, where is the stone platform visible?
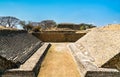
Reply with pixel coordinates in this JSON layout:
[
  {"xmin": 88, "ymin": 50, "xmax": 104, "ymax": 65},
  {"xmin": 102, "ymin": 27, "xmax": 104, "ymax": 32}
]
[
  {"xmin": 0, "ymin": 30, "xmax": 51, "ymax": 77},
  {"xmin": 0, "ymin": 30, "xmax": 43, "ymax": 71},
  {"xmin": 1, "ymin": 43, "xmax": 51, "ymax": 77},
  {"xmin": 68, "ymin": 29, "xmax": 120, "ymax": 77}
]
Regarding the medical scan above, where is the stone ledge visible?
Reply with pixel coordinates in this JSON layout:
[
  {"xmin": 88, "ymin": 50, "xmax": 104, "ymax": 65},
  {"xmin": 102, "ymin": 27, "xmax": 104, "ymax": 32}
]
[
  {"xmin": 68, "ymin": 43, "xmax": 120, "ymax": 77},
  {"xmin": 1, "ymin": 43, "xmax": 51, "ymax": 77},
  {"xmin": 86, "ymin": 70, "xmax": 120, "ymax": 77}
]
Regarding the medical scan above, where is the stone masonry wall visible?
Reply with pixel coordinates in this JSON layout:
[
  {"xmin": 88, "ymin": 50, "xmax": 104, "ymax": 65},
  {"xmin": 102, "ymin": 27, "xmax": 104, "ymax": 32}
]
[
  {"xmin": 33, "ymin": 31, "xmax": 86, "ymax": 42},
  {"xmin": 0, "ymin": 30, "xmax": 42, "ymax": 72}
]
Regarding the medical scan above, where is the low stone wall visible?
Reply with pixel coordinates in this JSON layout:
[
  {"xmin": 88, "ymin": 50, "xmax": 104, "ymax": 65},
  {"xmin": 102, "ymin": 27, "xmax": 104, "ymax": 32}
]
[
  {"xmin": 2, "ymin": 71, "xmax": 35, "ymax": 77},
  {"xmin": 101, "ymin": 52, "xmax": 120, "ymax": 71},
  {"xmin": 75, "ymin": 29, "xmax": 120, "ymax": 70},
  {"xmin": 0, "ymin": 56, "xmax": 17, "ymax": 73},
  {"xmin": 86, "ymin": 70, "xmax": 120, "ymax": 77},
  {"xmin": 1, "ymin": 43, "xmax": 51, "ymax": 77},
  {"xmin": 32, "ymin": 31, "xmax": 86, "ymax": 42},
  {"xmin": 0, "ymin": 30, "xmax": 42, "ymax": 71},
  {"xmin": 68, "ymin": 43, "xmax": 120, "ymax": 77},
  {"xmin": 68, "ymin": 26, "xmax": 120, "ymax": 77}
]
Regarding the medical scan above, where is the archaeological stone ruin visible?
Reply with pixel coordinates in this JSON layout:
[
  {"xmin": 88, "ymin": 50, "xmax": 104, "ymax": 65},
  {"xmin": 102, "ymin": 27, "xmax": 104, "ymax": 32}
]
[
  {"xmin": 68, "ymin": 28, "xmax": 120, "ymax": 77},
  {"xmin": 0, "ymin": 25, "xmax": 120, "ymax": 77},
  {"xmin": 0, "ymin": 30, "xmax": 50, "ymax": 77}
]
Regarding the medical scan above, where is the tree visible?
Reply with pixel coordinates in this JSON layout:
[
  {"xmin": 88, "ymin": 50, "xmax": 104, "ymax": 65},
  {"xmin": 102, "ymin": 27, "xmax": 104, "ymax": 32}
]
[
  {"xmin": 19, "ymin": 21, "xmax": 33, "ymax": 31},
  {"xmin": 57, "ymin": 23, "xmax": 75, "ymax": 30},
  {"xmin": 0, "ymin": 17, "xmax": 7, "ymax": 26},
  {"xmin": 40, "ymin": 20, "xmax": 56, "ymax": 29},
  {"xmin": 80, "ymin": 25, "xmax": 86, "ymax": 30},
  {"xmin": 0, "ymin": 16, "xmax": 20, "ymax": 28},
  {"xmin": 79, "ymin": 23, "xmax": 96, "ymax": 30}
]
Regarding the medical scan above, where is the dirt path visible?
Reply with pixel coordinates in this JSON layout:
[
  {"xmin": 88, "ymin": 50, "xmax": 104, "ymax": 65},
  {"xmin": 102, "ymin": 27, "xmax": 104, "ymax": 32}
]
[{"xmin": 38, "ymin": 43, "xmax": 80, "ymax": 77}]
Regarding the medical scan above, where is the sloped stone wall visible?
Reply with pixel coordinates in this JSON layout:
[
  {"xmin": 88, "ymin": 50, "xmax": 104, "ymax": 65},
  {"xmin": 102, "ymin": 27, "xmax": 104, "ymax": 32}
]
[
  {"xmin": 75, "ymin": 29, "xmax": 120, "ymax": 69},
  {"xmin": 0, "ymin": 56, "xmax": 17, "ymax": 72},
  {"xmin": 0, "ymin": 30, "xmax": 42, "ymax": 72},
  {"xmin": 101, "ymin": 53, "xmax": 120, "ymax": 71},
  {"xmin": 68, "ymin": 27, "xmax": 120, "ymax": 76},
  {"xmin": 1, "ymin": 43, "xmax": 51, "ymax": 77}
]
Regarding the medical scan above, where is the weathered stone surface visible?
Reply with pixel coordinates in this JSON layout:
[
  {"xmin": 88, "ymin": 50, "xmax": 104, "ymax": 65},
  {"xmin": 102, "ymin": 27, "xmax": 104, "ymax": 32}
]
[
  {"xmin": 0, "ymin": 56, "xmax": 17, "ymax": 72},
  {"xmin": 68, "ymin": 26, "xmax": 120, "ymax": 77},
  {"xmin": 33, "ymin": 31, "xmax": 86, "ymax": 42},
  {"xmin": 100, "ymin": 24, "xmax": 120, "ymax": 30},
  {"xmin": 0, "ymin": 30, "xmax": 42, "ymax": 71},
  {"xmin": 75, "ymin": 29, "xmax": 120, "ymax": 69},
  {"xmin": 1, "ymin": 43, "xmax": 51, "ymax": 77},
  {"xmin": 86, "ymin": 71, "xmax": 120, "ymax": 77}
]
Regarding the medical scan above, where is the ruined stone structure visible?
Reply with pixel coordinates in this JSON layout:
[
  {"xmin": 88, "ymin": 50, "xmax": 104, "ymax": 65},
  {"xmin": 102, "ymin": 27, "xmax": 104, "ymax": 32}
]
[
  {"xmin": 1, "ymin": 24, "xmax": 120, "ymax": 77},
  {"xmin": 68, "ymin": 29, "xmax": 120, "ymax": 77},
  {"xmin": 0, "ymin": 30, "xmax": 50, "ymax": 77},
  {"xmin": 33, "ymin": 31, "xmax": 86, "ymax": 42}
]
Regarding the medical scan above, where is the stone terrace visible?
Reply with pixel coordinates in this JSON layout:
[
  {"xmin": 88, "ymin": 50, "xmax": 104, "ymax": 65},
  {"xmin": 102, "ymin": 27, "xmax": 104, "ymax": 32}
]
[
  {"xmin": 68, "ymin": 28, "xmax": 120, "ymax": 77},
  {"xmin": 0, "ymin": 30, "xmax": 43, "ymax": 72}
]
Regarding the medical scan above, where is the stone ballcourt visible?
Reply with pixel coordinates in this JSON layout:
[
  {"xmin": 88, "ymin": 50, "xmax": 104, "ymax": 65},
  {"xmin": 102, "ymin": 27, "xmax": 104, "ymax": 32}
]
[{"xmin": 0, "ymin": 25, "xmax": 120, "ymax": 77}]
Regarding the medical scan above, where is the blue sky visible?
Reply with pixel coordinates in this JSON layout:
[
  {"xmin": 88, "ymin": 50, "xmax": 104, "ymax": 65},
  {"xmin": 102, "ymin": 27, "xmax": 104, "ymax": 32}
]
[{"xmin": 0, "ymin": 0, "xmax": 120, "ymax": 26}]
